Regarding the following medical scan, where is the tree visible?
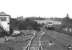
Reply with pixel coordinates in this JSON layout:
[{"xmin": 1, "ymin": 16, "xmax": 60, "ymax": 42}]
[{"xmin": 18, "ymin": 19, "xmax": 42, "ymax": 31}]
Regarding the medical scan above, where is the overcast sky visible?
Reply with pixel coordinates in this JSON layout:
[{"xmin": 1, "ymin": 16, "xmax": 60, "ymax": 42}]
[{"xmin": 0, "ymin": 0, "xmax": 72, "ymax": 18}]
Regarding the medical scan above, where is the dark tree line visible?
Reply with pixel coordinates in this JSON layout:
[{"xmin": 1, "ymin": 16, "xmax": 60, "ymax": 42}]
[{"xmin": 10, "ymin": 18, "xmax": 42, "ymax": 30}]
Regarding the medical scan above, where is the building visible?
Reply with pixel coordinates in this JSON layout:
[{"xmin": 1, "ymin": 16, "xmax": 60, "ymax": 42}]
[
  {"xmin": 17, "ymin": 16, "xmax": 24, "ymax": 20},
  {"xmin": 34, "ymin": 18, "xmax": 62, "ymax": 27},
  {"xmin": 0, "ymin": 12, "xmax": 10, "ymax": 32},
  {"xmin": 61, "ymin": 14, "xmax": 72, "ymax": 33}
]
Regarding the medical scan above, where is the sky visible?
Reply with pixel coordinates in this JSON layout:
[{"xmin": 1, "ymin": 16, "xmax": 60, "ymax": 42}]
[{"xmin": 0, "ymin": 0, "xmax": 72, "ymax": 18}]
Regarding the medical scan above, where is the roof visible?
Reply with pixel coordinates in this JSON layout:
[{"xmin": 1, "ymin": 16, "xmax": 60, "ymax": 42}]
[{"xmin": 0, "ymin": 12, "xmax": 9, "ymax": 16}]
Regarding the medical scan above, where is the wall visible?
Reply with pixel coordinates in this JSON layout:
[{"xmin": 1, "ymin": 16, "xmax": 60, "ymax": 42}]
[{"xmin": 0, "ymin": 16, "xmax": 10, "ymax": 32}]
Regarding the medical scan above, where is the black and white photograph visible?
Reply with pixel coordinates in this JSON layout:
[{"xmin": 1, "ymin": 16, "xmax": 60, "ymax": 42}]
[{"xmin": 0, "ymin": 0, "xmax": 72, "ymax": 50}]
